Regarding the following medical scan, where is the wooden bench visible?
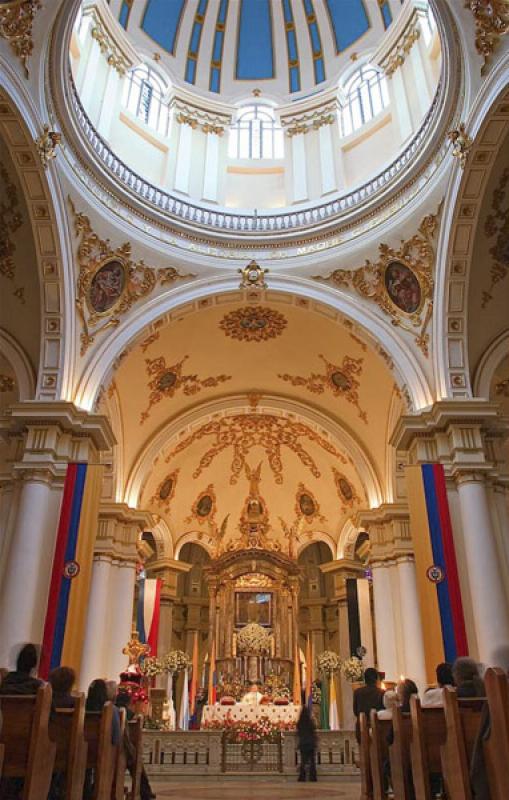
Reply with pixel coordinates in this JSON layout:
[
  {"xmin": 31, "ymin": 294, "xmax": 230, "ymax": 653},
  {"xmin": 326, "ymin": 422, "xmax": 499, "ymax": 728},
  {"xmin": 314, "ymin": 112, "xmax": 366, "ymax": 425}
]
[
  {"xmin": 113, "ymin": 708, "xmax": 127, "ymax": 800},
  {"xmin": 127, "ymin": 715, "xmax": 144, "ymax": 800},
  {"xmin": 389, "ymin": 707, "xmax": 413, "ymax": 800},
  {"xmin": 483, "ymin": 667, "xmax": 509, "ymax": 800},
  {"xmin": 359, "ymin": 711, "xmax": 373, "ymax": 800},
  {"xmin": 49, "ymin": 694, "xmax": 88, "ymax": 800},
  {"xmin": 440, "ymin": 688, "xmax": 484, "ymax": 800},
  {"xmin": 369, "ymin": 711, "xmax": 391, "ymax": 800},
  {"xmin": 84, "ymin": 703, "xmax": 117, "ymax": 800},
  {"xmin": 0, "ymin": 684, "xmax": 56, "ymax": 800},
  {"xmin": 409, "ymin": 697, "xmax": 447, "ymax": 800}
]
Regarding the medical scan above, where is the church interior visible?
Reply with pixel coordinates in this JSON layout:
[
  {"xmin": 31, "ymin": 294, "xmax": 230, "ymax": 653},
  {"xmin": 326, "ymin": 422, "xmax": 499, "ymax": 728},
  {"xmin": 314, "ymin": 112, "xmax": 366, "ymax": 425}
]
[{"xmin": 0, "ymin": 0, "xmax": 508, "ymax": 797}]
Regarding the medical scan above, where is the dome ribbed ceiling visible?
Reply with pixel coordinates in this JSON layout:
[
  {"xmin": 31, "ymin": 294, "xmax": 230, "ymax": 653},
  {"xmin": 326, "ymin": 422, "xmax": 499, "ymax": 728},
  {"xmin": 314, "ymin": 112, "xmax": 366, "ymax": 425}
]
[{"xmin": 111, "ymin": 0, "xmax": 400, "ymax": 101}]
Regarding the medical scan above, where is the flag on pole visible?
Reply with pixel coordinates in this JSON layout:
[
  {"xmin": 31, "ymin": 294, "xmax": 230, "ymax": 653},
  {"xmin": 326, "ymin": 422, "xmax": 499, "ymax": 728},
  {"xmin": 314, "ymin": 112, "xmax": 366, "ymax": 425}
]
[
  {"xmin": 329, "ymin": 675, "xmax": 340, "ymax": 731},
  {"xmin": 167, "ymin": 670, "xmax": 176, "ymax": 730},
  {"xmin": 189, "ymin": 631, "xmax": 199, "ymax": 719},
  {"xmin": 136, "ymin": 577, "xmax": 162, "ymax": 656},
  {"xmin": 178, "ymin": 668, "xmax": 190, "ymax": 730},
  {"xmin": 305, "ymin": 634, "xmax": 313, "ymax": 710},
  {"xmin": 320, "ymin": 673, "xmax": 330, "ymax": 730},
  {"xmin": 208, "ymin": 639, "xmax": 217, "ymax": 705},
  {"xmin": 292, "ymin": 642, "xmax": 302, "ymax": 705}
]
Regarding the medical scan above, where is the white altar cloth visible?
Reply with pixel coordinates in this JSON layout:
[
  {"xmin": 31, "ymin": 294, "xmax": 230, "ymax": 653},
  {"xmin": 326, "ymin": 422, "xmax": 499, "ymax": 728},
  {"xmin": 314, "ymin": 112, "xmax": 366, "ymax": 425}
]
[{"xmin": 201, "ymin": 702, "xmax": 300, "ymax": 727}]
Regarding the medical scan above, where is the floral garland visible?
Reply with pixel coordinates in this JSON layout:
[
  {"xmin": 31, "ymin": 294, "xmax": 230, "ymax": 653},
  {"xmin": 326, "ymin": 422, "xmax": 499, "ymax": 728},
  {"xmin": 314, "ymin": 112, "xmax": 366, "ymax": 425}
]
[
  {"xmin": 236, "ymin": 622, "xmax": 271, "ymax": 655},
  {"xmin": 341, "ymin": 656, "xmax": 364, "ymax": 682},
  {"xmin": 139, "ymin": 656, "xmax": 164, "ymax": 678},
  {"xmin": 203, "ymin": 713, "xmax": 294, "ymax": 742},
  {"xmin": 162, "ymin": 649, "xmax": 192, "ymax": 674},
  {"xmin": 316, "ymin": 650, "xmax": 342, "ymax": 677}
]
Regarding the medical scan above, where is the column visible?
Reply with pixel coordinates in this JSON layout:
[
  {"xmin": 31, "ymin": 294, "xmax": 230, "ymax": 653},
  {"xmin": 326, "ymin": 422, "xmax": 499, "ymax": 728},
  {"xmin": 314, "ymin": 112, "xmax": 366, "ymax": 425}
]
[
  {"xmin": 371, "ymin": 561, "xmax": 399, "ymax": 681},
  {"xmin": 396, "ymin": 557, "xmax": 427, "ymax": 689},
  {"xmin": 96, "ymin": 66, "xmax": 123, "ymax": 141},
  {"xmin": 456, "ymin": 473, "xmax": 509, "ymax": 664},
  {"xmin": 318, "ymin": 124, "xmax": 336, "ymax": 195},
  {"xmin": 388, "ymin": 68, "xmax": 412, "ymax": 144},
  {"xmin": 338, "ymin": 597, "xmax": 355, "ymax": 730},
  {"xmin": 291, "ymin": 133, "xmax": 308, "ymax": 203},
  {"xmin": 407, "ymin": 36, "xmax": 432, "ymax": 120},
  {"xmin": 202, "ymin": 133, "xmax": 220, "ymax": 202},
  {"xmin": 107, "ymin": 559, "xmax": 137, "ymax": 680},
  {"xmin": 80, "ymin": 555, "xmax": 112, "ymax": 690},
  {"xmin": 174, "ymin": 122, "xmax": 193, "ymax": 194}
]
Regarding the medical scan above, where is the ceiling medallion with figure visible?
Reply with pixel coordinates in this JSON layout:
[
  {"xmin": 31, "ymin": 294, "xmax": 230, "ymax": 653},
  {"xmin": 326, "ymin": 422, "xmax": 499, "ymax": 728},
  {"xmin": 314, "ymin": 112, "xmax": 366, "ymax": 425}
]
[
  {"xmin": 482, "ymin": 166, "xmax": 509, "ymax": 307},
  {"xmin": 150, "ymin": 469, "xmax": 179, "ymax": 513},
  {"xmin": 166, "ymin": 413, "xmax": 347, "ymax": 486},
  {"xmin": 0, "ymin": 163, "xmax": 22, "ymax": 282},
  {"xmin": 332, "ymin": 468, "xmax": 361, "ymax": 513},
  {"xmin": 219, "ymin": 306, "xmax": 287, "ymax": 343},
  {"xmin": 278, "ymin": 353, "xmax": 367, "ymax": 423},
  {"xmin": 313, "ymin": 209, "xmax": 440, "ymax": 356},
  {"xmin": 140, "ymin": 355, "xmax": 232, "ymax": 424},
  {"xmin": 185, "ymin": 484, "xmax": 217, "ymax": 526},
  {"xmin": 295, "ymin": 483, "xmax": 325, "ymax": 524},
  {"xmin": 70, "ymin": 198, "xmax": 195, "ymax": 355}
]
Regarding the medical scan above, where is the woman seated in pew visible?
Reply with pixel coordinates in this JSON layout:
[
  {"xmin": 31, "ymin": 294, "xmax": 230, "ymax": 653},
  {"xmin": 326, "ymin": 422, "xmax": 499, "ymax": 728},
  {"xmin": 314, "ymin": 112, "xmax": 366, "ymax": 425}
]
[
  {"xmin": 83, "ymin": 679, "xmax": 122, "ymax": 800},
  {"xmin": 0, "ymin": 644, "xmax": 43, "ymax": 695},
  {"xmin": 453, "ymin": 657, "xmax": 485, "ymax": 698},
  {"xmin": 387, "ymin": 679, "xmax": 419, "ymax": 743},
  {"xmin": 48, "ymin": 667, "xmax": 76, "ymax": 708},
  {"xmin": 115, "ymin": 691, "xmax": 156, "ymax": 800},
  {"xmin": 422, "ymin": 662, "xmax": 455, "ymax": 707},
  {"xmin": 377, "ymin": 689, "xmax": 398, "ymax": 720}
]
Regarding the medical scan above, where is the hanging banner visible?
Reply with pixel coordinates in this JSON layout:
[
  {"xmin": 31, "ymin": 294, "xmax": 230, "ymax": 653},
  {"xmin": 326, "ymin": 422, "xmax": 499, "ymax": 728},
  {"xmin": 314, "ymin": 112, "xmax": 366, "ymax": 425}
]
[
  {"xmin": 407, "ymin": 464, "xmax": 468, "ymax": 681},
  {"xmin": 136, "ymin": 577, "xmax": 162, "ymax": 656},
  {"xmin": 40, "ymin": 463, "xmax": 104, "ymax": 679}
]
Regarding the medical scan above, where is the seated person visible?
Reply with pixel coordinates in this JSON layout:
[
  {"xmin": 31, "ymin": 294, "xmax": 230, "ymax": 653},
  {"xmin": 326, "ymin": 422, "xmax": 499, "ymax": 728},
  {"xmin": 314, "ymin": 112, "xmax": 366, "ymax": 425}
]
[
  {"xmin": 241, "ymin": 683, "xmax": 264, "ymax": 705},
  {"xmin": 0, "ymin": 643, "xmax": 43, "ymax": 695},
  {"xmin": 353, "ymin": 667, "xmax": 385, "ymax": 742},
  {"xmin": 377, "ymin": 689, "xmax": 398, "ymax": 720},
  {"xmin": 453, "ymin": 657, "xmax": 485, "ymax": 698},
  {"xmin": 48, "ymin": 666, "xmax": 76, "ymax": 708},
  {"xmin": 422, "ymin": 662, "xmax": 454, "ymax": 707}
]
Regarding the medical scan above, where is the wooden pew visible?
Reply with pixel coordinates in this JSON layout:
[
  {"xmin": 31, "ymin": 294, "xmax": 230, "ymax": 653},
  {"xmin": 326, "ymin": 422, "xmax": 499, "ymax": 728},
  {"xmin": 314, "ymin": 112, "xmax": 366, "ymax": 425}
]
[
  {"xmin": 389, "ymin": 707, "xmax": 413, "ymax": 800},
  {"xmin": 440, "ymin": 688, "xmax": 484, "ymax": 800},
  {"xmin": 84, "ymin": 702, "xmax": 117, "ymax": 800},
  {"xmin": 409, "ymin": 697, "xmax": 446, "ymax": 800},
  {"xmin": 49, "ymin": 693, "xmax": 88, "ymax": 800},
  {"xmin": 113, "ymin": 708, "xmax": 127, "ymax": 800},
  {"xmin": 369, "ymin": 711, "xmax": 391, "ymax": 800},
  {"xmin": 0, "ymin": 684, "xmax": 56, "ymax": 800},
  {"xmin": 127, "ymin": 715, "xmax": 144, "ymax": 800},
  {"xmin": 483, "ymin": 667, "xmax": 509, "ymax": 800},
  {"xmin": 359, "ymin": 711, "xmax": 373, "ymax": 800}
]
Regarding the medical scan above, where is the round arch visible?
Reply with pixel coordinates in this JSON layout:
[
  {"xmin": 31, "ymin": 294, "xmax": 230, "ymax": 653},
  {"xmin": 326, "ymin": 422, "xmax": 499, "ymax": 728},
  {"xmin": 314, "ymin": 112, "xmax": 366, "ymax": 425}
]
[
  {"xmin": 174, "ymin": 532, "xmax": 215, "ymax": 560},
  {"xmin": 296, "ymin": 531, "xmax": 336, "ymax": 559},
  {"xmin": 0, "ymin": 329, "xmax": 36, "ymax": 400},
  {"xmin": 473, "ymin": 329, "xmax": 509, "ymax": 398}
]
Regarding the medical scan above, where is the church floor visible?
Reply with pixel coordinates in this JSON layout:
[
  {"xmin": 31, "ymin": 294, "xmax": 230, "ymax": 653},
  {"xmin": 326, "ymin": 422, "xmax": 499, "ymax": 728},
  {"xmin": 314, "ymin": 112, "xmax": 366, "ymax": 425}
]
[{"xmin": 151, "ymin": 777, "xmax": 361, "ymax": 799}]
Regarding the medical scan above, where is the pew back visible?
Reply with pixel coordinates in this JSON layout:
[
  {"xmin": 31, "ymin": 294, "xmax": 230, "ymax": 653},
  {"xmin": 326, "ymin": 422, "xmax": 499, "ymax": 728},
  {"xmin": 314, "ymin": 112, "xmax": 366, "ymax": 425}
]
[
  {"xmin": 369, "ymin": 711, "xmax": 391, "ymax": 800},
  {"xmin": 84, "ymin": 703, "xmax": 116, "ymax": 800},
  {"xmin": 50, "ymin": 694, "xmax": 88, "ymax": 800},
  {"xmin": 128, "ymin": 715, "xmax": 144, "ymax": 800},
  {"xmin": 483, "ymin": 668, "xmax": 509, "ymax": 800},
  {"xmin": 359, "ymin": 711, "xmax": 373, "ymax": 800},
  {"xmin": 113, "ymin": 708, "xmax": 127, "ymax": 800},
  {"xmin": 441, "ymin": 689, "xmax": 484, "ymax": 800},
  {"xmin": 410, "ymin": 697, "xmax": 446, "ymax": 800},
  {"xmin": 389, "ymin": 708, "xmax": 413, "ymax": 800}
]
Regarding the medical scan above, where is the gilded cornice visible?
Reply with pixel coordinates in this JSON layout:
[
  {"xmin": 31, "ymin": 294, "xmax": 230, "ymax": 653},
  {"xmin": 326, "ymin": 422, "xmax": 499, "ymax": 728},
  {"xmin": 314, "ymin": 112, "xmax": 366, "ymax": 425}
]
[
  {"xmin": 82, "ymin": 1, "xmax": 138, "ymax": 76},
  {"xmin": 280, "ymin": 100, "xmax": 338, "ymax": 137},
  {"xmin": 0, "ymin": 0, "xmax": 41, "ymax": 77},
  {"xmin": 172, "ymin": 97, "xmax": 231, "ymax": 136},
  {"xmin": 373, "ymin": 2, "xmax": 423, "ymax": 78},
  {"xmin": 465, "ymin": 0, "xmax": 509, "ymax": 73}
]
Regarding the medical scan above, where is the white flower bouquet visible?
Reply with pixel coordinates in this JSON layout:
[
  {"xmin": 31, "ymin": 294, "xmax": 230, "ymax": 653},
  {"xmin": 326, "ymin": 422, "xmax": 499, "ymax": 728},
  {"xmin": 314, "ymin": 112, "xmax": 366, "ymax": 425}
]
[
  {"xmin": 236, "ymin": 622, "xmax": 271, "ymax": 654},
  {"xmin": 316, "ymin": 650, "xmax": 342, "ymax": 677},
  {"xmin": 140, "ymin": 656, "xmax": 164, "ymax": 678},
  {"xmin": 162, "ymin": 649, "xmax": 191, "ymax": 674},
  {"xmin": 341, "ymin": 656, "xmax": 364, "ymax": 682}
]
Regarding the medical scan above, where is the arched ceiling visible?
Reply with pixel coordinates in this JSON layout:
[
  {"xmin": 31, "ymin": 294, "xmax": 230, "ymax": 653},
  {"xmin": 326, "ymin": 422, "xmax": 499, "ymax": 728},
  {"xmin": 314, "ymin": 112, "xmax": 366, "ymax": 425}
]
[
  {"xmin": 99, "ymin": 295, "xmax": 403, "ymax": 553},
  {"xmin": 106, "ymin": 0, "xmax": 401, "ymax": 101}
]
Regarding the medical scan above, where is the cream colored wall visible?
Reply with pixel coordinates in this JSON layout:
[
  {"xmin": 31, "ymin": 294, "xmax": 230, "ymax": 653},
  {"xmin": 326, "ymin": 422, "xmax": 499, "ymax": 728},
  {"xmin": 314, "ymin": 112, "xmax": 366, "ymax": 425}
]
[
  {"xmin": 224, "ymin": 162, "xmax": 286, "ymax": 209},
  {"xmin": 341, "ymin": 113, "xmax": 395, "ymax": 187}
]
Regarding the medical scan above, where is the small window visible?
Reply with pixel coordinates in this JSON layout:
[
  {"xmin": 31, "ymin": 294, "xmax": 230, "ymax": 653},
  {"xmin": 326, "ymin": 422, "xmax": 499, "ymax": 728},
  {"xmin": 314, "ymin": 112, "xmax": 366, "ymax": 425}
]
[
  {"xmin": 228, "ymin": 104, "xmax": 284, "ymax": 160},
  {"xmin": 339, "ymin": 65, "xmax": 389, "ymax": 138},
  {"xmin": 122, "ymin": 65, "xmax": 170, "ymax": 136}
]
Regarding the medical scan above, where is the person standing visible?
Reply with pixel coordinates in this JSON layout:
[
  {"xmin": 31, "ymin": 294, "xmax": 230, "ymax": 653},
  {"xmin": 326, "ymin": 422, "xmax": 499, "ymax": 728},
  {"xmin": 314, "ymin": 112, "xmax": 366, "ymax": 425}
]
[
  {"xmin": 297, "ymin": 705, "xmax": 318, "ymax": 782},
  {"xmin": 353, "ymin": 667, "xmax": 385, "ymax": 742}
]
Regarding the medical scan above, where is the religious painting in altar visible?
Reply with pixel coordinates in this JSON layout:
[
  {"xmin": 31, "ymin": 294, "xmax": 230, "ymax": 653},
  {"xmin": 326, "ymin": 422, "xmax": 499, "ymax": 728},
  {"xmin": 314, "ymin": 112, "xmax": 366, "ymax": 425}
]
[{"xmin": 235, "ymin": 591, "xmax": 272, "ymax": 627}]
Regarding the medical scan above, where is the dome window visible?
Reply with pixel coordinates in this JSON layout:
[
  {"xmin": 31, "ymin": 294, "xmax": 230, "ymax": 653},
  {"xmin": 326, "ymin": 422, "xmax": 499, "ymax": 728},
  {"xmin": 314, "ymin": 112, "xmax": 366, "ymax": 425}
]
[
  {"xmin": 228, "ymin": 104, "xmax": 284, "ymax": 160},
  {"xmin": 339, "ymin": 64, "xmax": 389, "ymax": 138},
  {"xmin": 122, "ymin": 65, "xmax": 170, "ymax": 136}
]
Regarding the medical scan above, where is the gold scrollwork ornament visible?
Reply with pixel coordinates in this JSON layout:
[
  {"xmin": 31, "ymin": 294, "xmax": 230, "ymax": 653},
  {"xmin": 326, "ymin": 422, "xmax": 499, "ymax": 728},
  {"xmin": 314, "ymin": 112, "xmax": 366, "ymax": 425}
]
[{"xmin": 0, "ymin": 0, "xmax": 41, "ymax": 77}]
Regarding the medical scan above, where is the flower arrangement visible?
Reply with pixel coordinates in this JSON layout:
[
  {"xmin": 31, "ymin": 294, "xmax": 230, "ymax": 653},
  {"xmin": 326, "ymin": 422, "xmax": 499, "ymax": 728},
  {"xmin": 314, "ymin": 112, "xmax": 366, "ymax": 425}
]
[
  {"xmin": 204, "ymin": 713, "xmax": 291, "ymax": 742},
  {"xmin": 316, "ymin": 650, "xmax": 342, "ymax": 677},
  {"xmin": 162, "ymin": 649, "xmax": 191, "ymax": 674},
  {"xmin": 341, "ymin": 656, "xmax": 364, "ymax": 682},
  {"xmin": 139, "ymin": 656, "xmax": 164, "ymax": 678},
  {"xmin": 236, "ymin": 622, "xmax": 271, "ymax": 655}
]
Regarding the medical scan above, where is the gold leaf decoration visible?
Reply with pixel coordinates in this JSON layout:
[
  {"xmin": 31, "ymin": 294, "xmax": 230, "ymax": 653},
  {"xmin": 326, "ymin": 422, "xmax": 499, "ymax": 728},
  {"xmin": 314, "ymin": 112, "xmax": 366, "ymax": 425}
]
[
  {"xmin": 140, "ymin": 355, "xmax": 232, "ymax": 424},
  {"xmin": 0, "ymin": 163, "xmax": 23, "ymax": 280},
  {"xmin": 465, "ymin": 0, "xmax": 509, "ymax": 72},
  {"xmin": 0, "ymin": 0, "xmax": 41, "ymax": 77},
  {"xmin": 294, "ymin": 483, "xmax": 325, "ymax": 524},
  {"xmin": 70, "ymin": 199, "xmax": 195, "ymax": 355},
  {"xmin": 166, "ymin": 414, "xmax": 347, "ymax": 485},
  {"xmin": 482, "ymin": 166, "xmax": 509, "ymax": 307},
  {"xmin": 278, "ymin": 354, "xmax": 367, "ymax": 422},
  {"xmin": 185, "ymin": 484, "xmax": 217, "ymax": 526},
  {"xmin": 219, "ymin": 306, "xmax": 287, "ymax": 342},
  {"xmin": 313, "ymin": 211, "xmax": 440, "ymax": 356},
  {"xmin": 150, "ymin": 470, "xmax": 179, "ymax": 514},
  {"xmin": 332, "ymin": 468, "xmax": 361, "ymax": 513},
  {"xmin": 0, "ymin": 374, "xmax": 15, "ymax": 392}
]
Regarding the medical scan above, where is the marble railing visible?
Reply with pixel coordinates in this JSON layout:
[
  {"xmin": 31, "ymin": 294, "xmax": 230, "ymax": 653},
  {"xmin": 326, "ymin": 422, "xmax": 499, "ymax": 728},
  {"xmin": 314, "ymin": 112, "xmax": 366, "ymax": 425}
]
[
  {"xmin": 142, "ymin": 729, "xmax": 359, "ymax": 777},
  {"xmin": 69, "ymin": 74, "xmax": 443, "ymax": 236}
]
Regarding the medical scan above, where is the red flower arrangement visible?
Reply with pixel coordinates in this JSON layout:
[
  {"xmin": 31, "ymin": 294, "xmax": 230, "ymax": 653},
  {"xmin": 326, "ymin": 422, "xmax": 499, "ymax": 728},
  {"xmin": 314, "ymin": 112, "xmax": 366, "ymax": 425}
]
[{"xmin": 202, "ymin": 712, "xmax": 295, "ymax": 742}]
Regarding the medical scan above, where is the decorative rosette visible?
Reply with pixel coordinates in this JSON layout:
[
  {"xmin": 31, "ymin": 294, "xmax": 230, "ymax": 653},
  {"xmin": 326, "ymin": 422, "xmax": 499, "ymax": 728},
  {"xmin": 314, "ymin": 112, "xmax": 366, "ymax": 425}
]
[
  {"xmin": 236, "ymin": 623, "xmax": 271, "ymax": 655},
  {"xmin": 316, "ymin": 650, "xmax": 342, "ymax": 677},
  {"xmin": 341, "ymin": 656, "xmax": 364, "ymax": 682}
]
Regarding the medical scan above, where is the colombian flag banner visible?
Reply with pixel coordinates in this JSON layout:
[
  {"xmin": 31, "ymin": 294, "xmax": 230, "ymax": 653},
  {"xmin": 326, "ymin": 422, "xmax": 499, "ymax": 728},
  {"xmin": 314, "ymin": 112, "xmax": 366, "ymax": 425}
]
[
  {"xmin": 40, "ymin": 463, "xmax": 104, "ymax": 679},
  {"xmin": 407, "ymin": 464, "xmax": 468, "ymax": 682},
  {"xmin": 137, "ymin": 577, "xmax": 162, "ymax": 656}
]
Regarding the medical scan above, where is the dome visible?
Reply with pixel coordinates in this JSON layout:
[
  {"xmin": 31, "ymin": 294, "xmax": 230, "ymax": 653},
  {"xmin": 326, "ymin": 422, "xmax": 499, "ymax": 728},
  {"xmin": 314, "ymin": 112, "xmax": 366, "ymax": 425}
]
[{"xmin": 109, "ymin": 0, "xmax": 401, "ymax": 103}]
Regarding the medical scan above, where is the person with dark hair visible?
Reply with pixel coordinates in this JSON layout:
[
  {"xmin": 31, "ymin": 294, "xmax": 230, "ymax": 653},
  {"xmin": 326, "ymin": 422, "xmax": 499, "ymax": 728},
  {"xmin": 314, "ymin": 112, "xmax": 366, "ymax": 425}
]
[
  {"xmin": 86, "ymin": 679, "xmax": 121, "ymax": 745},
  {"xmin": 353, "ymin": 667, "xmax": 385, "ymax": 743},
  {"xmin": 453, "ymin": 657, "xmax": 485, "ymax": 698},
  {"xmin": 48, "ymin": 666, "xmax": 76, "ymax": 708},
  {"xmin": 396, "ymin": 678, "xmax": 419, "ymax": 713},
  {"xmin": 0, "ymin": 643, "xmax": 42, "ymax": 695},
  {"xmin": 422, "ymin": 662, "xmax": 454, "ymax": 707},
  {"xmin": 115, "ymin": 691, "xmax": 156, "ymax": 799},
  {"xmin": 296, "ymin": 705, "xmax": 318, "ymax": 782}
]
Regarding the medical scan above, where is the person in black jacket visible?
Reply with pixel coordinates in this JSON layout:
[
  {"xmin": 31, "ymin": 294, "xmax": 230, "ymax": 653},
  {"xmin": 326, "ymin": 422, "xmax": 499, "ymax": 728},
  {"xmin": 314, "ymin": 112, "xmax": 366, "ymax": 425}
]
[
  {"xmin": 0, "ymin": 643, "xmax": 42, "ymax": 695},
  {"xmin": 297, "ymin": 705, "xmax": 318, "ymax": 782},
  {"xmin": 353, "ymin": 667, "xmax": 385, "ymax": 742}
]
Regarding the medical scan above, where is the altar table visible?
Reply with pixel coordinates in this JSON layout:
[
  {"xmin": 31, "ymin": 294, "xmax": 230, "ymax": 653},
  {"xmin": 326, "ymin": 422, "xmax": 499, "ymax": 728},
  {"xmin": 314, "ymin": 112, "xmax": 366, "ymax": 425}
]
[{"xmin": 201, "ymin": 702, "xmax": 300, "ymax": 727}]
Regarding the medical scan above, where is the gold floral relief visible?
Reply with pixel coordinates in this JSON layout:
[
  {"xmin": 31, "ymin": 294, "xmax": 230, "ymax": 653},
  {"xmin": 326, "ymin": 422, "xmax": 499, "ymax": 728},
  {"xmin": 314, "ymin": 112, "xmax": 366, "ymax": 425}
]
[
  {"xmin": 219, "ymin": 306, "xmax": 287, "ymax": 342},
  {"xmin": 332, "ymin": 468, "xmax": 361, "ymax": 513},
  {"xmin": 150, "ymin": 469, "xmax": 179, "ymax": 514},
  {"xmin": 313, "ymin": 210, "xmax": 440, "ymax": 356},
  {"xmin": 495, "ymin": 377, "xmax": 509, "ymax": 397},
  {"xmin": 140, "ymin": 355, "xmax": 232, "ymax": 424},
  {"xmin": 0, "ymin": 0, "xmax": 41, "ymax": 77},
  {"xmin": 166, "ymin": 413, "xmax": 347, "ymax": 486},
  {"xmin": 185, "ymin": 484, "xmax": 217, "ymax": 526},
  {"xmin": 278, "ymin": 354, "xmax": 367, "ymax": 423},
  {"xmin": 294, "ymin": 482, "xmax": 325, "ymax": 524},
  {"xmin": 465, "ymin": 1, "xmax": 509, "ymax": 72},
  {"xmin": 0, "ymin": 163, "xmax": 23, "ymax": 281},
  {"xmin": 0, "ymin": 374, "xmax": 15, "ymax": 392},
  {"xmin": 482, "ymin": 167, "xmax": 509, "ymax": 308},
  {"xmin": 70, "ymin": 199, "xmax": 195, "ymax": 355}
]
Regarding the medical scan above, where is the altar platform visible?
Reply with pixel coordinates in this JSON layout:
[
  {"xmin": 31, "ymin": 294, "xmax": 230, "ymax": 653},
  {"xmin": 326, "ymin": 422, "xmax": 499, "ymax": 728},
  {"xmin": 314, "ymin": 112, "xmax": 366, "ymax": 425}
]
[{"xmin": 201, "ymin": 702, "xmax": 301, "ymax": 727}]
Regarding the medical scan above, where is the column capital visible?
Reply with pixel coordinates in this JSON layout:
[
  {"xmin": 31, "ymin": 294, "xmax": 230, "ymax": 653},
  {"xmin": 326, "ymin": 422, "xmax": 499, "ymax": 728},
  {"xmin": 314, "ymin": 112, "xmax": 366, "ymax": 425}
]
[
  {"xmin": 149, "ymin": 558, "xmax": 192, "ymax": 601},
  {"xmin": 95, "ymin": 502, "xmax": 153, "ymax": 564},
  {"xmin": 356, "ymin": 503, "xmax": 413, "ymax": 563}
]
